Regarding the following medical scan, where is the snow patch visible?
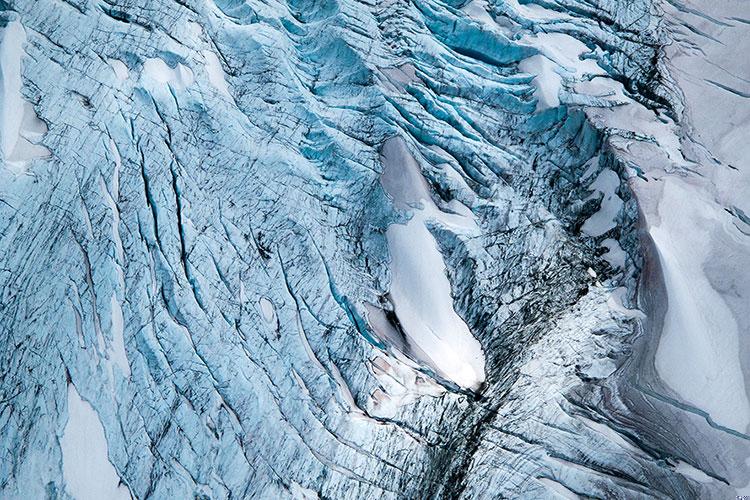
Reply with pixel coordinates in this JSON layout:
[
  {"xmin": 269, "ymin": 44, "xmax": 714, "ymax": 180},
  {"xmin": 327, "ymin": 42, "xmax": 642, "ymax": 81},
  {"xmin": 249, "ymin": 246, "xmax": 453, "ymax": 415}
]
[
  {"xmin": 259, "ymin": 297, "xmax": 276, "ymax": 325},
  {"xmin": 366, "ymin": 352, "xmax": 445, "ymax": 417},
  {"xmin": 651, "ymin": 178, "xmax": 750, "ymax": 432},
  {"xmin": 107, "ymin": 59, "xmax": 129, "ymax": 82},
  {"xmin": 381, "ymin": 138, "xmax": 485, "ymax": 390},
  {"xmin": 537, "ymin": 477, "xmax": 579, "ymax": 499},
  {"xmin": 289, "ymin": 482, "xmax": 319, "ymax": 499},
  {"xmin": 518, "ymin": 55, "xmax": 562, "ymax": 110},
  {"xmin": 517, "ymin": 30, "xmax": 624, "ymax": 112},
  {"xmin": 202, "ymin": 50, "xmax": 231, "ymax": 98},
  {"xmin": 672, "ymin": 460, "xmax": 715, "ymax": 484},
  {"xmin": 460, "ymin": 0, "xmax": 496, "ymax": 26},
  {"xmin": 61, "ymin": 384, "xmax": 131, "ymax": 500},
  {"xmin": 582, "ymin": 169, "xmax": 623, "ymax": 237},
  {"xmin": 0, "ymin": 20, "xmax": 50, "ymax": 172},
  {"xmin": 109, "ymin": 293, "xmax": 130, "ymax": 376},
  {"xmin": 601, "ymin": 238, "xmax": 626, "ymax": 269},
  {"xmin": 142, "ymin": 58, "xmax": 194, "ymax": 90}
]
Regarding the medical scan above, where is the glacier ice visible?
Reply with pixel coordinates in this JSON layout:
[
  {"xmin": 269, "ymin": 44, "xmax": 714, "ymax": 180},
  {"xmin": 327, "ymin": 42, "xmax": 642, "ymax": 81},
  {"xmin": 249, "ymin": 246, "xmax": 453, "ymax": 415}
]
[{"xmin": 0, "ymin": 0, "xmax": 749, "ymax": 498}]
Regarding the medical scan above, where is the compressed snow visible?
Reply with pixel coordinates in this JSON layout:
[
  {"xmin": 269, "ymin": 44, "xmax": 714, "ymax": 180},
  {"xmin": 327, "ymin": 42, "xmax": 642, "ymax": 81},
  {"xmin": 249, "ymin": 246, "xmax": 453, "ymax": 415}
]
[
  {"xmin": 651, "ymin": 178, "xmax": 750, "ymax": 432},
  {"xmin": 381, "ymin": 138, "xmax": 485, "ymax": 390},
  {"xmin": 601, "ymin": 238, "xmax": 626, "ymax": 269},
  {"xmin": 537, "ymin": 477, "xmax": 579, "ymax": 499},
  {"xmin": 673, "ymin": 460, "xmax": 715, "ymax": 485},
  {"xmin": 504, "ymin": 0, "xmax": 572, "ymax": 21},
  {"xmin": 518, "ymin": 55, "xmax": 562, "ymax": 110},
  {"xmin": 142, "ymin": 58, "xmax": 194, "ymax": 89},
  {"xmin": 61, "ymin": 384, "xmax": 131, "ymax": 500},
  {"xmin": 367, "ymin": 353, "xmax": 445, "ymax": 417},
  {"xmin": 259, "ymin": 297, "xmax": 276, "ymax": 325},
  {"xmin": 460, "ymin": 0, "xmax": 496, "ymax": 26},
  {"xmin": 290, "ymin": 482, "xmax": 319, "ymax": 499},
  {"xmin": 202, "ymin": 50, "xmax": 231, "ymax": 98},
  {"xmin": 107, "ymin": 59, "xmax": 129, "ymax": 82},
  {"xmin": 108, "ymin": 293, "xmax": 130, "ymax": 376},
  {"xmin": 0, "ymin": 21, "xmax": 49, "ymax": 172},
  {"xmin": 0, "ymin": 20, "xmax": 25, "ymax": 159},
  {"xmin": 581, "ymin": 169, "xmax": 623, "ymax": 237}
]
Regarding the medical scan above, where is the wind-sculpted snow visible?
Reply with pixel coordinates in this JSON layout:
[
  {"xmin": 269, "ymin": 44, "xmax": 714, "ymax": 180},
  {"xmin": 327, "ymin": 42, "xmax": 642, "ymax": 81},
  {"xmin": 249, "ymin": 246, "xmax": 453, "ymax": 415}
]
[{"xmin": 0, "ymin": 0, "xmax": 748, "ymax": 498}]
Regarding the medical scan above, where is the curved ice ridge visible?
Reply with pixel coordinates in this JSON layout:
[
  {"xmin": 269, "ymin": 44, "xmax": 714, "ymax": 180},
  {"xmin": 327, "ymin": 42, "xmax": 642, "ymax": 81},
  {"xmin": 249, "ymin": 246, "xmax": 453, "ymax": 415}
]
[{"xmin": 0, "ymin": 0, "xmax": 749, "ymax": 498}]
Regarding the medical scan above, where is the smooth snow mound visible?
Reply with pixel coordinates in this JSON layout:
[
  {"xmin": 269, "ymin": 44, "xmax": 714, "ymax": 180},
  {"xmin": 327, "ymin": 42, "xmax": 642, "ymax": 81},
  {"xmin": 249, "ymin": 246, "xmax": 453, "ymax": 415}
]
[
  {"xmin": 142, "ymin": 57, "xmax": 194, "ymax": 89},
  {"xmin": 0, "ymin": 20, "xmax": 50, "ymax": 172},
  {"xmin": 381, "ymin": 137, "xmax": 485, "ymax": 390},
  {"xmin": 651, "ymin": 178, "xmax": 750, "ymax": 432},
  {"xmin": 61, "ymin": 384, "xmax": 131, "ymax": 500}
]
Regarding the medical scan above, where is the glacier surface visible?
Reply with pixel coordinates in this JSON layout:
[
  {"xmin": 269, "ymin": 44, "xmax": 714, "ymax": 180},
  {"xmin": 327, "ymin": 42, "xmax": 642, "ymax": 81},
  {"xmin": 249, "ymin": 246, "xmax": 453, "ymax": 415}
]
[{"xmin": 0, "ymin": 0, "xmax": 749, "ymax": 498}]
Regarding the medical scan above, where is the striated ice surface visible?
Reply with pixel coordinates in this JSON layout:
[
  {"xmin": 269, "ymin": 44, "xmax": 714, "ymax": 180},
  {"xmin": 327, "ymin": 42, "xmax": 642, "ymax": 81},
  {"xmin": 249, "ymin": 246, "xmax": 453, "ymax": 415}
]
[{"xmin": 0, "ymin": 0, "xmax": 748, "ymax": 498}]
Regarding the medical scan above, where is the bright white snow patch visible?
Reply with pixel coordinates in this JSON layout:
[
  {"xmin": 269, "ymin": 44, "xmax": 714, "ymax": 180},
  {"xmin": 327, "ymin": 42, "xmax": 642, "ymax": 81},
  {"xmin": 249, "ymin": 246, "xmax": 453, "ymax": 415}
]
[
  {"xmin": 107, "ymin": 59, "xmax": 129, "ymax": 82},
  {"xmin": 517, "ymin": 31, "xmax": 623, "ymax": 112},
  {"xmin": 201, "ymin": 50, "xmax": 231, "ymax": 98},
  {"xmin": 581, "ymin": 169, "xmax": 623, "ymax": 237},
  {"xmin": 142, "ymin": 58, "xmax": 194, "ymax": 90},
  {"xmin": 259, "ymin": 297, "xmax": 276, "ymax": 325},
  {"xmin": 537, "ymin": 477, "xmax": 579, "ymax": 499},
  {"xmin": 366, "ymin": 351, "xmax": 445, "ymax": 417},
  {"xmin": 61, "ymin": 384, "xmax": 131, "ymax": 500},
  {"xmin": 109, "ymin": 293, "xmax": 130, "ymax": 376},
  {"xmin": 460, "ymin": 0, "xmax": 496, "ymax": 25},
  {"xmin": 289, "ymin": 482, "xmax": 319, "ymax": 499},
  {"xmin": 672, "ymin": 460, "xmax": 715, "ymax": 485},
  {"xmin": 0, "ymin": 20, "xmax": 50, "ymax": 172},
  {"xmin": 381, "ymin": 137, "xmax": 485, "ymax": 390},
  {"xmin": 518, "ymin": 55, "xmax": 562, "ymax": 110},
  {"xmin": 504, "ymin": 0, "xmax": 572, "ymax": 21},
  {"xmin": 601, "ymin": 238, "xmax": 626, "ymax": 269},
  {"xmin": 651, "ymin": 177, "xmax": 750, "ymax": 432}
]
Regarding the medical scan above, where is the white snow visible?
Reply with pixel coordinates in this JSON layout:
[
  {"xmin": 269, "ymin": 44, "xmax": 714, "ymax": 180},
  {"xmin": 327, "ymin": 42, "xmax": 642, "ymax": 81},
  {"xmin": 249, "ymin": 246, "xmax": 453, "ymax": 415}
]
[
  {"xmin": 0, "ymin": 20, "xmax": 50, "ymax": 172},
  {"xmin": 537, "ymin": 477, "xmax": 579, "ymax": 499},
  {"xmin": 142, "ymin": 58, "xmax": 194, "ymax": 90},
  {"xmin": 601, "ymin": 238, "xmax": 626, "ymax": 269},
  {"xmin": 581, "ymin": 169, "xmax": 623, "ymax": 237},
  {"xmin": 672, "ymin": 460, "xmax": 714, "ymax": 484},
  {"xmin": 460, "ymin": 0, "xmax": 496, "ymax": 26},
  {"xmin": 517, "ymin": 30, "xmax": 627, "ymax": 112},
  {"xmin": 366, "ymin": 354, "xmax": 445, "ymax": 417},
  {"xmin": 201, "ymin": 50, "xmax": 231, "ymax": 98},
  {"xmin": 651, "ymin": 177, "xmax": 750, "ymax": 432},
  {"xmin": 61, "ymin": 384, "xmax": 131, "ymax": 500},
  {"xmin": 504, "ymin": 0, "xmax": 572, "ymax": 21},
  {"xmin": 518, "ymin": 55, "xmax": 562, "ymax": 110},
  {"xmin": 577, "ymin": 416, "xmax": 645, "ymax": 456},
  {"xmin": 289, "ymin": 482, "xmax": 319, "ymax": 499},
  {"xmin": 259, "ymin": 297, "xmax": 276, "ymax": 325},
  {"xmin": 0, "ymin": 20, "xmax": 25, "ymax": 159},
  {"xmin": 107, "ymin": 59, "xmax": 129, "ymax": 82},
  {"xmin": 108, "ymin": 293, "xmax": 130, "ymax": 376},
  {"xmin": 381, "ymin": 138, "xmax": 485, "ymax": 390}
]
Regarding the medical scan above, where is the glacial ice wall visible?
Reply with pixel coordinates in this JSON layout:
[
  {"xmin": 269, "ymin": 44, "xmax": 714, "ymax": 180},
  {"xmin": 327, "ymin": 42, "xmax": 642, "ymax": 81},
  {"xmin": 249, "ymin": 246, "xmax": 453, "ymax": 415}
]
[{"xmin": 0, "ymin": 0, "xmax": 748, "ymax": 498}]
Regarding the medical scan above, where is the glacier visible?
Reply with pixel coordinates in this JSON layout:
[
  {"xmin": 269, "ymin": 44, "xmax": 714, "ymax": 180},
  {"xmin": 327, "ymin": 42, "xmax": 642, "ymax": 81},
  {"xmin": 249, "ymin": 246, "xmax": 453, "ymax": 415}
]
[{"xmin": 0, "ymin": 0, "xmax": 749, "ymax": 498}]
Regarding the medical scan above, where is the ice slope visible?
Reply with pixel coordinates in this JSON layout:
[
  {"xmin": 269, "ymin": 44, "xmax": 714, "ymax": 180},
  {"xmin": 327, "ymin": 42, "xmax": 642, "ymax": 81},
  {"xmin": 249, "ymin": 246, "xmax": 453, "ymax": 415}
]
[{"xmin": 0, "ymin": 0, "xmax": 748, "ymax": 498}]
